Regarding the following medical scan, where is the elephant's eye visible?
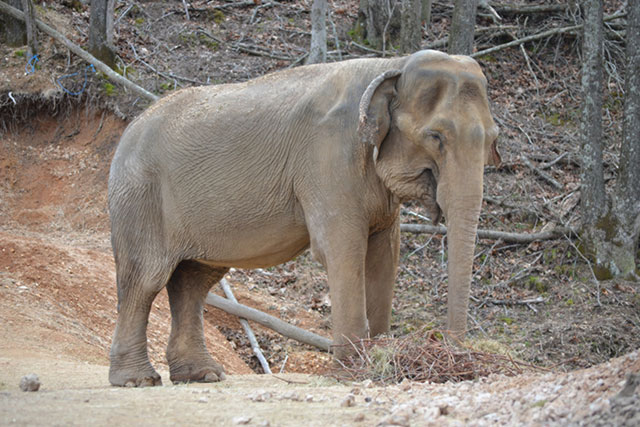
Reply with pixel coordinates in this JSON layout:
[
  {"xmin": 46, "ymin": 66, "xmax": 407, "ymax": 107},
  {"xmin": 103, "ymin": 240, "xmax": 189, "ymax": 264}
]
[{"xmin": 424, "ymin": 130, "xmax": 444, "ymax": 150}]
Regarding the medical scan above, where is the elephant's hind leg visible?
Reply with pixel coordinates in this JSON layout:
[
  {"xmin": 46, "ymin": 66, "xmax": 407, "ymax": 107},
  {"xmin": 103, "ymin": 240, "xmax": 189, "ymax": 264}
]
[
  {"xmin": 109, "ymin": 258, "xmax": 175, "ymax": 387},
  {"xmin": 166, "ymin": 260, "xmax": 228, "ymax": 384}
]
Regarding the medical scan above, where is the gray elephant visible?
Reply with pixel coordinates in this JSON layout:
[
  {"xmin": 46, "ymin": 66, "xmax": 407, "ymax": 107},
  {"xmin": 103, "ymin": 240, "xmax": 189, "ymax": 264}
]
[{"xmin": 107, "ymin": 50, "xmax": 500, "ymax": 387}]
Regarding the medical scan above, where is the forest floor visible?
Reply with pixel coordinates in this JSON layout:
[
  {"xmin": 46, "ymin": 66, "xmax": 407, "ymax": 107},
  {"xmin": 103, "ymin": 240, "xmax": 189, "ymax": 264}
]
[{"xmin": 0, "ymin": 0, "xmax": 639, "ymax": 425}]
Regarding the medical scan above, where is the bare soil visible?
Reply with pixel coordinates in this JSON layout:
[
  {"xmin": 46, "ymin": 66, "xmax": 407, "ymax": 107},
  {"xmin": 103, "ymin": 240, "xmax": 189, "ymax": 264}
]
[{"xmin": 1, "ymin": 1, "xmax": 639, "ymax": 425}]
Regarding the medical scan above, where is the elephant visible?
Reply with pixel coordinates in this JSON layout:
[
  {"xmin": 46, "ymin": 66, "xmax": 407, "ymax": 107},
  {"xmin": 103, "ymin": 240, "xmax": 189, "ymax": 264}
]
[{"xmin": 107, "ymin": 49, "xmax": 500, "ymax": 387}]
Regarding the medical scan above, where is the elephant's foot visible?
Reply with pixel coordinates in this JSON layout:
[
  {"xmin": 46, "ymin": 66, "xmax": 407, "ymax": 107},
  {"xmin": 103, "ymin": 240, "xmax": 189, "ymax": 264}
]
[
  {"xmin": 168, "ymin": 355, "xmax": 226, "ymax": 384},
  {"xmin": 109, "ymin": 364, "xmax": 162, "ymax": 387}
]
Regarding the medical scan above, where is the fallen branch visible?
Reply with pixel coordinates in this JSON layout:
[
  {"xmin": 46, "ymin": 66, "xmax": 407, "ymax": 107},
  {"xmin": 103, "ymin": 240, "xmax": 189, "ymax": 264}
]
[
  {"xmin": 211, "ymin": 1, "xmax": 256, "ymax": 11},
  {"xmin": 522, "ymin": 156, "xmax": 563, "ymax": 190},
  {"xmin": 205, "ymin": 292, "xmax": 332, "ymax": 352},
  {"xmin": 220, "ymin": 278, "xmax": 272, "ymax": 374},
  {"xmin": 471, "ymin": 12, "xmax": 627, "ymax": 58},
  {"xmin": 400, "ymin": 224, "xmax": 576, "ymax": 243},
  {"xmin": 490, "ymin": 3, "xmax": 569, "ymax": 15},
  {"xmin": 0, "ymin": 0, "xmax": 158, "ymax": 102},
  {"xmin": 484, "ymin": 296, "xmax": 546, "ymax": 306}
]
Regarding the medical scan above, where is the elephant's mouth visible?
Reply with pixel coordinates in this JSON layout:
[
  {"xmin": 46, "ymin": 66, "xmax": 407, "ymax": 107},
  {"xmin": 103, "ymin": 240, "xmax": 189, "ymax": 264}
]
[{"xmin": 419, "ymin": 168, "xmax": 442, "ymax": 224}]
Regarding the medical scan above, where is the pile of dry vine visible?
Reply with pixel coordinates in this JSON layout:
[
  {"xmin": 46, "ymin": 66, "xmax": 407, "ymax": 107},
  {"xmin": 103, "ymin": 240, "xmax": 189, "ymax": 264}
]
[{"xmin": 333, "ymin": 328, "xmax": 545, "ymax": 385}]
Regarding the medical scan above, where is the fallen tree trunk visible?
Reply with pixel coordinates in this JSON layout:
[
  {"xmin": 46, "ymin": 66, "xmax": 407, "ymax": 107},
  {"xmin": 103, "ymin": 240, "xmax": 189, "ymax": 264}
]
[
  {"xmin": 205, "ymin": 292, "xmax": 333, "ymax": 352},
  {"xmin": 0, "ymin": 0, "xmax": 159, "ymax": 102},
  {"xmin": 400, "ymin": 224, "xmax": 576, "ymax": 243}
]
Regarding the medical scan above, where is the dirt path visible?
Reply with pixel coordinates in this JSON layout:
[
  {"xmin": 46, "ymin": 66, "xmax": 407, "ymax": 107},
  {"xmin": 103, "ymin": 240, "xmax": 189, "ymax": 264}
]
[{"xmin": 1, "ymin": 346, "xmax": 639, "ymax": 426}]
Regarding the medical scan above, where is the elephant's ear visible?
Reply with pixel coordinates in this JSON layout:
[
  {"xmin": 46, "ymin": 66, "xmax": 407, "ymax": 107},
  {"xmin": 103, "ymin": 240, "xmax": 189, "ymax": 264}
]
[
  {"xmin": 487, "ymin": 139, "xmax": 502, "ymax": 166},
  {"xmin": 358, "ymin": 70, "xmax": 402, "ymax": 158},
  {"xmin": 485, "ymin": 133, "xmax": 502, "ymax": 167}
]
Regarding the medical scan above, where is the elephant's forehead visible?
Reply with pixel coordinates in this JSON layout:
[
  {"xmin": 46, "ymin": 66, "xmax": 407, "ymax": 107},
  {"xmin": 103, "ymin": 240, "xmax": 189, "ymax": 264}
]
[{"xmin": 412, "ymin": 64, "xmax": 486, "ymax": 84}]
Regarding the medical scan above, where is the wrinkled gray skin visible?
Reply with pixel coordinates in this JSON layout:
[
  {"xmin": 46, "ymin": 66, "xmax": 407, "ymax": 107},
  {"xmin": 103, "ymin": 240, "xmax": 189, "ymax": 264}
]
[{"xmin": 108, "ymin": 50, "xmax": 500, "ymax": 387}]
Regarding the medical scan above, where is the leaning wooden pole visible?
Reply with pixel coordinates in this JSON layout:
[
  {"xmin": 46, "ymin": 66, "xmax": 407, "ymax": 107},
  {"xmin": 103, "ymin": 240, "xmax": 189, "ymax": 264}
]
[
  {"xmin": 205, "ymin": 292, "xmax": 332, "ymax": 352},
  {"xmin": 0, "ymin": 0, "xmax": 159, "ymax": 102}
]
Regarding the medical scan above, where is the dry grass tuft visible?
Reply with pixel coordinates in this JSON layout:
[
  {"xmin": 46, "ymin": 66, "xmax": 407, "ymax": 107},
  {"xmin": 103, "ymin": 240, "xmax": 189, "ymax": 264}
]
[{"xmin": 332, "ymin": 328, "xmax": 545, "ymax": 385}]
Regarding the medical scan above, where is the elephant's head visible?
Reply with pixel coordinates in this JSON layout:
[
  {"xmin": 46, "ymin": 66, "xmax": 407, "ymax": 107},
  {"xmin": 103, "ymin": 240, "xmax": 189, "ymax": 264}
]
[{"xmin": 359, "ymin": 50, "xmax": 500, "ymax": 340}]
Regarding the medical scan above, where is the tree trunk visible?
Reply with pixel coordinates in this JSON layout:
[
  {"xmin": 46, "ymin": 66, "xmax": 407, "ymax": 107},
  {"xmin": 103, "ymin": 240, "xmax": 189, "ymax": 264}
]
[
  {"xmin": 20, "ymin": 0, "xmax": 37, "ymax": 56},
  {"xmin": 355, "ymin": 0, "xmax": 401, "ymax": 53},
  {"xmin": 307, "ymin": 0, "xmax": 327, "ymax": 64},
  {"xmin": 617, "ymin": 0, "xmax": 640, "ymax": 228},
  {"xmin": 399, "ymin": 0, "xmax": 421, "ymax": 54},
  {"xmin": 448, "ymin": 0, "xmax": 478, "ymax": 55},
  {"xmin": 606, "ymin": 0, "xmax": 640, "ymax": 279},
  {"xmin": 4, "ymin": 0, "xmax": 26, "ymax": 47},
  {"xmin": 580, "ymin": 0, "xmax": 606, "ymax": 228},
  {"xmin": 89, "ymin": 0, "xmax": 116, "ymax": 69},
  {"xmin": 422, "ymin": 0, "xmax": 432, "ymax": 30},
  {"xmin": 579, "ymin": 0, "xmax": 638, "ymax": 280}
]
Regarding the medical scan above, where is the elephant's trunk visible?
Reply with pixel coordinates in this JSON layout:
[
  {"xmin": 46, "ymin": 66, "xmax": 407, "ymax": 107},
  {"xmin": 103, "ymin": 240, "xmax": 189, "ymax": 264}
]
[{"xmin": 438, "ymin": 177, "xmax": 484, "ymax": 342}]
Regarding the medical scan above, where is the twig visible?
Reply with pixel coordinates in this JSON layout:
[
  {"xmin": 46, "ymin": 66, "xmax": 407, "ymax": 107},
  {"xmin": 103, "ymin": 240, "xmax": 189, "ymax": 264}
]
[
  {"xmin": 478, "ymin": 0, "xmax": 501, "ymax": 22},
  {"xmin": 522, "ymin": 156, "xmax": 563, "ymax": 190},
  {"xmin": 538, "ymin": 152, "xmax": 568, "ymax": 170},
  {"xmin": 400, "ymin": 224, "xmax": 576, "ymax": 243},
  {"xmin": 205, "ymin": 292, "xmax": 332, "ymax": 351},
  {"xmin": 182, "ymin": 0, "xmax": 190, "ymax": 20},
  {"xmin": 520, "ymin": 44, "xmax": 539, "ymax": 98},
  {"xmin": 272, "ymin": 375, "xmax": 309, "ymax": 385},
  {"xmin": 114, "ymin": 3, "xmax": 134, "ymax": 26},
  {"xmin": 0, "ymin": 0, "xmax": 158, "ymax": 102},
  {"xmin": 220, "ymin": 278, "xmax": 272, "ymax": 374}
]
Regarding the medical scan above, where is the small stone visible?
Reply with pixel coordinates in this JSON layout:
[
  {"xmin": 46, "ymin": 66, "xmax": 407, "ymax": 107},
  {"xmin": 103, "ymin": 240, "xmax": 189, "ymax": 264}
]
[
  {"xmin": 232, "ymin": 416, "xmax": 252, "ymax": 425},
  {"xmin": 198, "ymin": 397, "xmax": 208, "ymax": 403},
  {"xmin": 340, "ymin": 393, "xmax": 356, "ymax": 408},
  {"xmin": 305, "ymin": 394, "xmax": 314, "ymax": 402},
  {"xmin": 19, "ymin": 374, "xmax": 40, "ymax": 392},
  {"xmin": 250, "ymin": 390, "xmax": 271, "ymax": 402},
  {"xmin": 354, "ymin": 413, "xmax": 365, "ymax": 422},
  {"xmin": 378, "ymin": 413, "xmax": 410, "ymax": 426},
  {"xmin": 281, "ymin": 391, "xmax": 301, "ymax": 401}
]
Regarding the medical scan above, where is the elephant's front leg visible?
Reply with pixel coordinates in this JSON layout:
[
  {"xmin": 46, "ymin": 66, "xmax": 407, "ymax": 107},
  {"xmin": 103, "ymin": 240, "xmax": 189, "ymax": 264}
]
[
  {"xmin": 365, "ymin": 219, "xmax": 400, "ymax": 336},
  {"xmin": 312, "ymin": 223, "xmax": 370, "ymax": 359}
]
